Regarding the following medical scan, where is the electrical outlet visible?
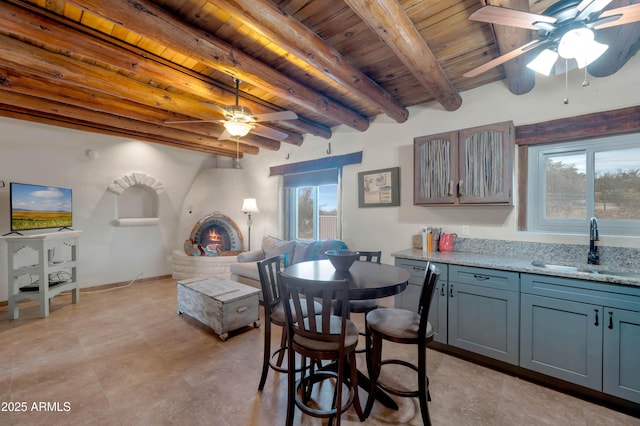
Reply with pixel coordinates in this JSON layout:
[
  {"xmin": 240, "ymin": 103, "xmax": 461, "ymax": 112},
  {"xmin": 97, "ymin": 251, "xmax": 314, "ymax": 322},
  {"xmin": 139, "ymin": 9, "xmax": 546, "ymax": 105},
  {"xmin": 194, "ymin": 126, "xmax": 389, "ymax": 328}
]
[{"xmin": 462, "ymin": 225, "xmax": 470, "ymax": 236}]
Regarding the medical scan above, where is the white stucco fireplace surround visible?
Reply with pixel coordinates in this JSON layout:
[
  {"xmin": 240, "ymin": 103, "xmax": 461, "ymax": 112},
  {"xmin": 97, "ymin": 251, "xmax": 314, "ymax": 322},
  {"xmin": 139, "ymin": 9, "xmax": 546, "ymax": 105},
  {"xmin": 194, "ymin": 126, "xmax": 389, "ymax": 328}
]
[
  {"xmin": 171, "ymin": 163, "xmax": 255, "ymax": 281},
  {"xmin": 171, "ymin": 250, "xmax": 237, "ymax": 280}
]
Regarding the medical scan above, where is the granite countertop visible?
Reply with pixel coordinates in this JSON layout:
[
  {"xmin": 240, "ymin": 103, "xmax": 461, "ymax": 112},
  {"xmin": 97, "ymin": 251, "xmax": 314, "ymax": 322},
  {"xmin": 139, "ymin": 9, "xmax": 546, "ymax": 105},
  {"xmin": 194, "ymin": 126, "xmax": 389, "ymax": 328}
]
[{"xmin": 392, "ymin": 248, "xmax": 640, "ymax": 288}]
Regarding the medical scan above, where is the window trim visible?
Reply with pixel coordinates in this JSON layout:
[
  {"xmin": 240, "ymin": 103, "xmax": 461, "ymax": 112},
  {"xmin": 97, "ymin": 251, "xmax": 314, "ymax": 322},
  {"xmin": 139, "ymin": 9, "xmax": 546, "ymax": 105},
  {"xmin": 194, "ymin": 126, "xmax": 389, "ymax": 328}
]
[
  {"xmin": 516, "ymin": 106, "xmax": 640, "ymax": 232},
  {"xmin": 525, "ymin": 134, "xmax": 640, "ymax": 236}
]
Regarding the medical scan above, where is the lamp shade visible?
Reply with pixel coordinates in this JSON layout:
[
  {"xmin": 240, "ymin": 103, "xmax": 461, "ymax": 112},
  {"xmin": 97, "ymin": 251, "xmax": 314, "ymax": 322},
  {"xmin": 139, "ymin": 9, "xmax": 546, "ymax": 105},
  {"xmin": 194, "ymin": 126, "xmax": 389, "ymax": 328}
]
[
  {"xmin": 224, "ymin": 121, "xmax": 253, "ymax": 137},
  {"xmin": 242, "ymin": 198, "xmax": 259, "ymax": 213},
  {"xmin": 526, "ymin": 49, "xmax": 559, "ymax": 76}
]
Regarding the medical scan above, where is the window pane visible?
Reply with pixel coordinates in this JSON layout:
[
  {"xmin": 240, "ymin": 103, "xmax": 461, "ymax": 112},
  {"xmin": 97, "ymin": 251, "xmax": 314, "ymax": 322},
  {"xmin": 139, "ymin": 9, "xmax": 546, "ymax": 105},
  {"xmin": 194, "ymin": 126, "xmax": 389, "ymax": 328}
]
[
  {"xmin": 595, "ymin": 147, "xmax": 640, "ymax": 220},
  {"xmin": 297, "ymin": 187, "xmax": 315, "ymax": 239},
  {"xmin": 544, "ymin": 153, "xmax": 586, "ymax": 219},
  {"xmin": 319, "ymin": 185, "xmax": 338, "ymax": 239}
]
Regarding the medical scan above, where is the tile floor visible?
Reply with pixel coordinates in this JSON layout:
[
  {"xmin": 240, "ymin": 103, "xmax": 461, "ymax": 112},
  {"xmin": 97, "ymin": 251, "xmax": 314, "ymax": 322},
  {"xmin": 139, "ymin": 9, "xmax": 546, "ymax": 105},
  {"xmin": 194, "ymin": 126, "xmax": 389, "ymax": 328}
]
[{"xmin": 1, "ymin": 277, "xmax": 638, "ymax": 425}]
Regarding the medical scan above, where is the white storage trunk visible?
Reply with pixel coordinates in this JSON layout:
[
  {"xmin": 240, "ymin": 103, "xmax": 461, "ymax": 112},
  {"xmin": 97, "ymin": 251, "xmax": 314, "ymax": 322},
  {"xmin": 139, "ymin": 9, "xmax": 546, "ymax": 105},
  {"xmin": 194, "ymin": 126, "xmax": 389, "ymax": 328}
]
[{"xmin": 177, "ymin": 277, "xmax": 260, "ymax": 341}]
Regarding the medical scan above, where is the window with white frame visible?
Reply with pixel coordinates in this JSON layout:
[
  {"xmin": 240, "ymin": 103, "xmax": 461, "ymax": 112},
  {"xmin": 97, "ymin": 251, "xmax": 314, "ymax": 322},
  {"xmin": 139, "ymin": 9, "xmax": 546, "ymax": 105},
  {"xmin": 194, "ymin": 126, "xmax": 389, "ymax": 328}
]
[
  {"xmin": 284, "ymin": 169, "xmax": 340, "ymax": 241},
  {"xmin": 527, "ymin": 133, "xmax": 640, "ymax": 236}
]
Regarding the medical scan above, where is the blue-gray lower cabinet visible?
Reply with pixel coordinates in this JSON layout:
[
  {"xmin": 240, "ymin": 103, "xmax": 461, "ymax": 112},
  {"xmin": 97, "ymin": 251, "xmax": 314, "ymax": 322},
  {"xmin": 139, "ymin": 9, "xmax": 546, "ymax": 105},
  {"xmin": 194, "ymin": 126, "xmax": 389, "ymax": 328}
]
[
  {"xmin": 603, "ymin": 308, "xmax": 640, "ymax": 403},
  {"xmin": 448, "ymin": 265, "xmax": 520, "ymax": 365},
  {"xmin": 520, "ymin": 293, "xmax": 602, "ymax": 390},
  {"xmin": 394, "ymin": 258, "xmax": 448, "ymax": 344},
  {"xmin": 521, "ymin": 273, "xmax": 640, "ymax": 403}
]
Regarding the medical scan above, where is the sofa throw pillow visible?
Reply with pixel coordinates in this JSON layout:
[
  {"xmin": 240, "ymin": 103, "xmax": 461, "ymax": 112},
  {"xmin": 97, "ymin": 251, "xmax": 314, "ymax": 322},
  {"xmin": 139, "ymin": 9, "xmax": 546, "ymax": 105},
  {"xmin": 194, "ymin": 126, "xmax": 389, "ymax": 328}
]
[
  {"xmin": 262, "ymin": 235, "xmax": 296, "ymax": 264},
  {"xmin": 292, "ymin": 240, "xmax": 312, "ymax": 264},
  {"xmin": 293, "ymin": 239, "xmax": 348, "ymax": 264}
]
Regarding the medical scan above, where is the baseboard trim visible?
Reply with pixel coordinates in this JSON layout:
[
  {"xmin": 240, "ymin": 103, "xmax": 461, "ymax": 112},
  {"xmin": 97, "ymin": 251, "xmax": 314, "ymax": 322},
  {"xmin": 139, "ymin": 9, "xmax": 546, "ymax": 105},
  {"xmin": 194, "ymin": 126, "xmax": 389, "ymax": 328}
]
[{"xmin": 0, "ymin": 275, "xmax": 173, "ymax": 305}]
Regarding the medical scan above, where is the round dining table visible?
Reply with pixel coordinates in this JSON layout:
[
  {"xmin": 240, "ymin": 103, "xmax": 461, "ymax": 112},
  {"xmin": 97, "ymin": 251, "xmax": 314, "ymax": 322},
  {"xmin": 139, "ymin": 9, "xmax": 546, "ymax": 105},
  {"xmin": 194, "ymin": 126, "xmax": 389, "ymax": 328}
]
[{"xmin": 281, "ymin": 259, "xmax": 410, "ymax": 300}]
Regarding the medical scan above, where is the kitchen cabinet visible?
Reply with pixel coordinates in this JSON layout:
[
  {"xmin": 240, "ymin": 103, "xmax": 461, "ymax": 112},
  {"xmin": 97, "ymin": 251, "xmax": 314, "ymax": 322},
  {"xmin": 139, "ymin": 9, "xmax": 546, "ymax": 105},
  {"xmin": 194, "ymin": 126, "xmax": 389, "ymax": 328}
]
[
  {"xmin": 521, "ymin": 274, "xmax": 640, "ymax": 403},
  {"xmin": 413, "ymin": 121, "xmax": 513, "ymax": 205},
  {"xmin": 394, "ymin": 258, "xmax": 448, "ymax": 344},
  {"xmin": 447, "ymin": 265, "xmax": 520, "ymax": 365}
]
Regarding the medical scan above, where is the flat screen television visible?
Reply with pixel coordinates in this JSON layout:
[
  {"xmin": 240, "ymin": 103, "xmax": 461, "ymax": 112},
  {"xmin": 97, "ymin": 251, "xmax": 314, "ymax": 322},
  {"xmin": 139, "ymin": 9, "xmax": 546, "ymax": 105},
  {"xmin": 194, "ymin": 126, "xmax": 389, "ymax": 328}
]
[{"xmin": 10, "ymin": 182, "xmax": 73, "ymax": 232}]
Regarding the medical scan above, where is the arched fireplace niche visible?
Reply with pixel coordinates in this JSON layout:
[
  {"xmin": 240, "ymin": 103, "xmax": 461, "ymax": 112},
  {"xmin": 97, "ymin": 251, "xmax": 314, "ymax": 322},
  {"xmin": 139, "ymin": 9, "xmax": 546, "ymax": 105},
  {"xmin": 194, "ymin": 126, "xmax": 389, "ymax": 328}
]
[{"xmin": 184, "ymin": 212, "xmax": 244, "ymax": 256}]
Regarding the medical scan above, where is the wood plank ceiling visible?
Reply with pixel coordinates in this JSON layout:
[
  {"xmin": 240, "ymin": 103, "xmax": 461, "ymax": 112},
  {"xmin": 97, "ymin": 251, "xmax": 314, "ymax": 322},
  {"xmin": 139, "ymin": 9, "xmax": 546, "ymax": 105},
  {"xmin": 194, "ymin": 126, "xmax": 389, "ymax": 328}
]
[{"xmin": 0, "ymin": 0, "xmax": 638, "ymax": 157}]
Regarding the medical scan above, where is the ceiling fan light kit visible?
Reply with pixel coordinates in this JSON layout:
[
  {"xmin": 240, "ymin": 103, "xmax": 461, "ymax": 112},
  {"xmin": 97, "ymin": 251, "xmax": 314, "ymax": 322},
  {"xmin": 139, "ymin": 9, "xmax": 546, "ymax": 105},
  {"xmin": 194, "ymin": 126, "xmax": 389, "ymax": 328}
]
[
  {"xmin": 526, "ymin": 27, "xmax": 609, "ymax": 75},
  {"xmin": 223, "ymin": 120, "xmax": 254, "ymax": 137},
  {"xmin": 466, "ymin": 0, "xmax": 640, "ymax": 78}
]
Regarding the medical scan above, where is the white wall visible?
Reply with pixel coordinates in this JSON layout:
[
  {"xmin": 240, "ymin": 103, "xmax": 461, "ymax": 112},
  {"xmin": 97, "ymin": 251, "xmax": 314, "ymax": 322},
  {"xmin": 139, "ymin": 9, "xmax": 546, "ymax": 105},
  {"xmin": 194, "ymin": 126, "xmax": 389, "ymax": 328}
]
[
  {"xmin": 243, "ymin": 54, "xmax": 640, "ymax": 264},
  {"xmin": 0, "ymin": 119, "xmax": 211, "ymax": 301}
]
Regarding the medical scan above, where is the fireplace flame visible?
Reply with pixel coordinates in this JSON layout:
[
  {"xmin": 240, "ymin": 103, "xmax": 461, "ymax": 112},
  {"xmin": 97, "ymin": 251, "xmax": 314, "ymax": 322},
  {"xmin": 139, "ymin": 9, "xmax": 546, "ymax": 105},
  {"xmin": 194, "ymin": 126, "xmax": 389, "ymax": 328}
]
[{"xmin": 208, "ymin": 228, "xmax": 222, "ymax": 243}]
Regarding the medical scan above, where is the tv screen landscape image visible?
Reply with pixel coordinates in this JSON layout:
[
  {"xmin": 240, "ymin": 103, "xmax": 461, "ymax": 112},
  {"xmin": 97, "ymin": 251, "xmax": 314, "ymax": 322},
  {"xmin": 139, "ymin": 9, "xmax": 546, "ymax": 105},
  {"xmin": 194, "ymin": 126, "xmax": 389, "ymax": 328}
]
[{"xmin": 10, "ymin": 182, "xmax": 73, "ymax": 231}]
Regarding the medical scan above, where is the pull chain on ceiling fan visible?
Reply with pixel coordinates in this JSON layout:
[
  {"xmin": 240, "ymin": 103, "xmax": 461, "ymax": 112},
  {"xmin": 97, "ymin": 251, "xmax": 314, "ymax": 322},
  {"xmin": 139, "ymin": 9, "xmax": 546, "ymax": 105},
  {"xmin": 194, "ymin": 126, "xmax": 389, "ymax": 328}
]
[{"xmin": 463, "ymin": 0, "xmax": 640, "ymax": 78}]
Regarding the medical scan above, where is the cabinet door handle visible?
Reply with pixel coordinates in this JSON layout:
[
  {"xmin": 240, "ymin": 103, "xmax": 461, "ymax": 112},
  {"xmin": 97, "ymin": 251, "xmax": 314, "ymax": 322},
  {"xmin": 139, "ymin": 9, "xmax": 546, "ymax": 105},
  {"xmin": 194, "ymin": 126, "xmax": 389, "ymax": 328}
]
[
  {"xmin": 594, "ymin": 308, "xmax": 599, "ymax": 327},
  {"xmin": 608, "ymin": 311, "xmax": 613, "ymax": 329},
  {"xmin": 412, "ymin": 266, "xmax": 425, "ymax": 272},
  {"xmin": 447, "ymin": 181, "xmax": 454, "ymax": 196},
  {"xmin": 458, "ymin": 179, "xmax": 464, "ymax": 197},
  {"xmin": 440, "ymin": 284, "xmax": 445, "ymax": 297},
  {"xmin": 473, "ymin": 274, "xmax": 490, "ymax": 281},
  {"xmin": 449, "ymin": 284, "xmax": 454, "ymax": 298}
]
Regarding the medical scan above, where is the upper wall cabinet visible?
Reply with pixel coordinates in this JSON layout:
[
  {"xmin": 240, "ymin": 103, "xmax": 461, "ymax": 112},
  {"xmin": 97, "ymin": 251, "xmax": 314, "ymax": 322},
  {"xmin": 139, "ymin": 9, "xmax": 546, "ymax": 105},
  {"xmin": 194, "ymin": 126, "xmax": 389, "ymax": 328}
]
[{"xmin": 414, "ymin": 121, "xmax": 514, "ymax": 205}]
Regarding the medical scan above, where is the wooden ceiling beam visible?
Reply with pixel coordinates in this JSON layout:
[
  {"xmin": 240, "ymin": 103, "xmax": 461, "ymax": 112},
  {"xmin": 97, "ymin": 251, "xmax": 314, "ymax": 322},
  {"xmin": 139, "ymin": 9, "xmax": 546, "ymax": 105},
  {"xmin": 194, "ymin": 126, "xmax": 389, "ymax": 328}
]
[
  {"xmin": 0, "ymin": 33, "xmax": 280, "ymax": 151},
  {"xmin": 65, "ymin": 0, "xmax": 370, "ymax": 131},
  {"xmin": 344, "ymin": 0, "xmax": 462, "ymax": 112},
  {"xmin": 0, "ymin": 1, "xmax": 301, "ymax": 146},
  {"xmin": 0, "ymin": 66, "xmax": 276, "ymax": 152},
  {"xmin": 212, "ymin": 0, "xmax": 409, "ymax": 123},
  {"xmin": 0, "ymin": 90, "xmax": 255, "ymax": 156},
  {"xmin": 485, "ymin": 0, "xmax": 535, "ymax": 95}
]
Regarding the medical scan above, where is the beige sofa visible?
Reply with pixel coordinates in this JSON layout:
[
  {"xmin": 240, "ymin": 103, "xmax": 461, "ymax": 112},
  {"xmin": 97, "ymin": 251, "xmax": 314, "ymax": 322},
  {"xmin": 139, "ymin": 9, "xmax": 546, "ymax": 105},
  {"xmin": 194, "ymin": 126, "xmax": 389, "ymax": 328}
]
[{"xmin": 229, "ymin": 235, "xmax": 348, "ymax": 294}]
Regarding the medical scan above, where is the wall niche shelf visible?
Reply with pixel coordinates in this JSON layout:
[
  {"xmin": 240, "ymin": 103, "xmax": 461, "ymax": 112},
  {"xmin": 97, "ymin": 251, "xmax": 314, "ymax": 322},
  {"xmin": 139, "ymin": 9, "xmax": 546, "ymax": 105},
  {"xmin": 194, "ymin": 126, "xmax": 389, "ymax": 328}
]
[
  {"xmin": 108, "ymin": 172, "xmax": 164, "ymax": 226},
  {"xmin": 113, "ymin": 218, "xmax": 160, "ymax": 227}
]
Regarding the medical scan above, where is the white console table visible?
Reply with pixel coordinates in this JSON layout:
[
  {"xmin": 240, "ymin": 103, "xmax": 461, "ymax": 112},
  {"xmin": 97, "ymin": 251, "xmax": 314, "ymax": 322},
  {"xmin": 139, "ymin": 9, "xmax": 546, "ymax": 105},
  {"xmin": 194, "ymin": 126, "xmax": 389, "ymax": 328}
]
[{"xmin": 2, "ymin": 231, "xmax": 81, "ymax": 319}]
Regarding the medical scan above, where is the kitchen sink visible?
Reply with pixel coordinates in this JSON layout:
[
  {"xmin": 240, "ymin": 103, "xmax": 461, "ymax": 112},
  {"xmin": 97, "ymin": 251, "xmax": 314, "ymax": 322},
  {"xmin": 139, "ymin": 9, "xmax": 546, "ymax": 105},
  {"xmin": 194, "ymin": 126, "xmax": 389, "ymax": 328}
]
[
  {"xmin": 530, "ymin": 261, "xmax": 595, "ymax": 274},
  {"xmin": 531, "ymin": 261, "xmax": 640, "ymax": 279},
  {"xmin": 591, "ymin": 270, "xmax": 640, "ymax": 279}
]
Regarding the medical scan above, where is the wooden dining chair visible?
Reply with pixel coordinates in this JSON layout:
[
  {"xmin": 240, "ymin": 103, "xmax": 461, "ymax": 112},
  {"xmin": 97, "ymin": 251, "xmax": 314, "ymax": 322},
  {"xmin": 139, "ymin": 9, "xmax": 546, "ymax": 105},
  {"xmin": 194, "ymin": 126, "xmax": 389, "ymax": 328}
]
[
  {"xmin": 257, "ymin": 254, "xmax": 290, "ymax": 390},
  {"xmin": 278, "ymin": 272, "xmax": 365, "ymax": 425},
  {"xmin": 364, "ymin": 262, "xmax": 440, "ymax": 425}
]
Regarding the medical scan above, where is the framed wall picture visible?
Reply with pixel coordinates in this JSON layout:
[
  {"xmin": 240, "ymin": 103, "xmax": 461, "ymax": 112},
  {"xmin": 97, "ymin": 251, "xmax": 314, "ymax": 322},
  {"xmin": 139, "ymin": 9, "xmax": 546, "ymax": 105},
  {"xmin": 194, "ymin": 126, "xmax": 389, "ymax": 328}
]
[{"xmin": 358, "ymin": 167, "xmax": 400, "ymax": 207}]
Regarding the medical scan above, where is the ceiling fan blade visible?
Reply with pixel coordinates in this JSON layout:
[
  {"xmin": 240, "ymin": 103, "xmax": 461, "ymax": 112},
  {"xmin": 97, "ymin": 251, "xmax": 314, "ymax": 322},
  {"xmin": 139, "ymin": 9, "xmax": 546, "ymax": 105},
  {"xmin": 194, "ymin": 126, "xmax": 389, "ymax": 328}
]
[
  {"xmin": 252, "ymin": 111, "xmax": 298, "ymax": 122},
  {"xmin": 250, "ymin": 125, "xmax": 289, "ymax": 141},
  {"xmin": 165, "ymin": 119, "xmax": 222, "ymax": 124},
  {"xmin": 595, "ymin": 3, "xmax": 640, "ymax": 29},
  {"xmin": 575, "ymin": 0, "xmax": 614, "ymax": 20},
  {"xmin": 464, "ymin": 39, "xmax": 547, "ymax": 78},
  {"xmin": 469, "ymin": 5, "xmax": 557, "ymax": 30}
]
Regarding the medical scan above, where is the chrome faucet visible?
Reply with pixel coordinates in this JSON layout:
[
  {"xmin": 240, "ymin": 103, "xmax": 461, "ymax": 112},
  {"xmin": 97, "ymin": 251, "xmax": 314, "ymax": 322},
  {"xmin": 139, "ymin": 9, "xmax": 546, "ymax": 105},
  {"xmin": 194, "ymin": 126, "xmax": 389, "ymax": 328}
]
[{"xmin": 588, "ymin": 217, "xmax": 599, "ymax": 265}]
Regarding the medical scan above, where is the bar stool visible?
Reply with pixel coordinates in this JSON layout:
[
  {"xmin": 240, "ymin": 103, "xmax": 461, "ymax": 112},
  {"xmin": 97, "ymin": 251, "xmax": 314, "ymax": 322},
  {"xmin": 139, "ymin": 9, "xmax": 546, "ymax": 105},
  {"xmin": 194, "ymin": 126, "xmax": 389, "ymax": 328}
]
[
  {"xmin": 364, "ymin": 262, "xmax": 440, "ymax": 425},
  {"xmin": 278, "ymin": 272, "xmax": 365, "ymax": 425}
]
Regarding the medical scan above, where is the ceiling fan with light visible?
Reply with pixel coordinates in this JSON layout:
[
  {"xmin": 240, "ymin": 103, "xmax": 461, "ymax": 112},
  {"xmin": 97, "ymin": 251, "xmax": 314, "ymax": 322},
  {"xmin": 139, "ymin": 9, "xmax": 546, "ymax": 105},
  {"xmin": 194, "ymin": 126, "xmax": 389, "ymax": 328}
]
[
  {"xmin": 166, "ymin": 78, "xmax": 298, "ymax": 140},
  {"xmin": 464, "ymin": 0, "xmax": 640, "ymax": 78}
]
